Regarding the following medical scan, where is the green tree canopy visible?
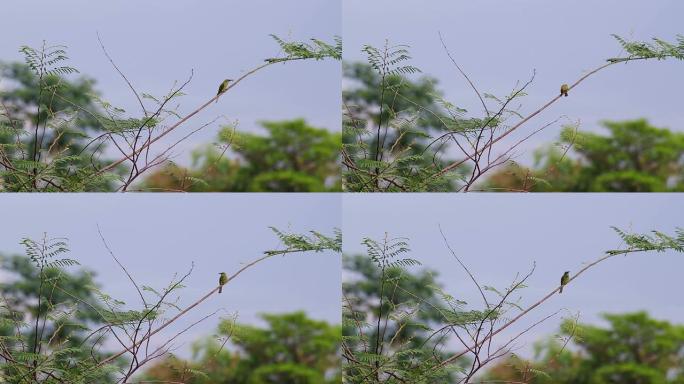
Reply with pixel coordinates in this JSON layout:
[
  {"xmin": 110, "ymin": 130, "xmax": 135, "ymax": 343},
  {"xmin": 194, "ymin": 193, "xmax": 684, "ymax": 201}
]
[
  {"xmin": 141, "ymin": 119, "xmax": 341, "ymax": 192},
  {"xmin": 484, "ymin": 120, "xmax": 684, "ymax": 192},
  {"xmin": 484, "ymin": 312, "xmax": 684, "ymax": 384},
  {"xmin": 140, "ymin": 311, "xmax": 341, "ymax": 384}
]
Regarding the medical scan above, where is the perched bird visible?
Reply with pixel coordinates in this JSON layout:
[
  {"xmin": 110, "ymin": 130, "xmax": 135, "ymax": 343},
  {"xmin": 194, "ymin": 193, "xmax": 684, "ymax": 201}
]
[
  {"xmin": 559, "ymin": 271, "xmax": 570, "ymax": 294},
  {"xmin": 216, "ymin": 79, "xmax": 233, "ymax": 103},
  {"xmin": 560, "ymin": 83, "xmax": 569, "ymax": 97},
  {"xmin": 218, "ymin": 272, "xmax": 228, "ymax": 293}
]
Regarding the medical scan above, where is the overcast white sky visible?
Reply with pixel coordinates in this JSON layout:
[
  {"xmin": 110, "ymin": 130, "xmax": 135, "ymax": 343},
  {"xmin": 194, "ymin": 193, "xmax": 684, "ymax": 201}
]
[
  {"xmin": 0, "ymin": 193, "xmax": 341, "ymax": 357},
  {"xmin": 0, "ymin": 0, "xmax": 341, "ymax": 165},
  {"xmin": 344, "ymin": 0, "xmax": 684, "ymax": 164},
  {"xmin": 343, "ymin": 193, "xmax": 684, "ymax": 357}
]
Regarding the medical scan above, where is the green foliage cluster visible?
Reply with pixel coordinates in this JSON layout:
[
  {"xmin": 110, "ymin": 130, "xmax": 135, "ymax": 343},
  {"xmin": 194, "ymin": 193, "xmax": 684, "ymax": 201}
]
[
  {"xmin": 343, "ymin": 252, "xmax": 457, "ymax": 383},
  {"xmin": 342, "ymin": 42, "xmax": 471, "ymax": 192},
  {"xmin": 267, "ymin": 227, "xmax": 342, "ymax": 256},
  {"xmin": 608, "ymin": 34, "xmax": 684, "ymax": 62},
  {"xmin": 0, "ymin": 45, "xmax": 122, "ymax": 191},
  {"xmin": 0, "ymin": 237, "xmax": 124, "ymax": 382},
  {"xmin": 141, "ymin": 119, "xmax": 341, "ymax": 192},
  {"xmin": 267, "ymin": 34, "xmax": 342, "ymax": 63},
  {"xmin": 608, "ymin": 226, "xmax": 684, "ymax": 255},
  {"xmin": 140, "ymin": 312, "xmax": 341, "ymax": 384},
  {"xmin": 484, "ymin": 120, "xmax": 684, "ymax": 191},
  {"xmin": 484, "ymin": 312, "xmax": 684, "ymax": 384}
]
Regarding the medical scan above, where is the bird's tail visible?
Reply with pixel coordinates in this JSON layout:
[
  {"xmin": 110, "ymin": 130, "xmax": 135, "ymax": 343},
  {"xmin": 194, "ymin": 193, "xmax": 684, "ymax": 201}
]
[
  {"xmin": 559, "ymin": 286, "xmax": 563, "ymax": 294},
  {"xmin": 219, "ymin": 286, "xmax": 223, "ymax": 294}
]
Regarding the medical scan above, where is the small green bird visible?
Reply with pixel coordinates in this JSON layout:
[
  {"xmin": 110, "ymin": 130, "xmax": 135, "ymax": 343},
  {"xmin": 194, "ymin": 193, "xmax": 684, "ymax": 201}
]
[
  {"xmin": 218, "ymin": 272, "xmax": 228, "ymax": 294},
  {"xmin": 216, "ymin": 79, "xmax": 233, "ymax": 103},
  {"xmin": 559, "ymin": 271, "xmax": 570, "ymax": 294},
  {"xmin": 560, "ymin": 83, "xmax": 569, "ymax": 97}
]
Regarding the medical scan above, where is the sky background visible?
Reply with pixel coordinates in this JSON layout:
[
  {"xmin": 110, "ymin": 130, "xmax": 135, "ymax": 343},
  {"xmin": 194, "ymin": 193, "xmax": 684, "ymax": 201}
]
[
  {"xmin": 0, "ymin": 0, "xmax": 340, "ymax": 165},
  {"xmin": 343, "ymin": 193, "xmax": 684, "ymax": 358},
  {"xmin": 344, "ymin": 0, "xmax": 684, "ymax": 164},
  {"xmin": 0, "ymin": 193, "xmax": 341, "ymax": 357}
]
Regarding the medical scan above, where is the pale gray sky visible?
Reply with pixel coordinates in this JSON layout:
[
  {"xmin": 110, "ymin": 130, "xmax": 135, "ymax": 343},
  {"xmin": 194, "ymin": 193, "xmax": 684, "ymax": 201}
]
[
  {"xmin": 344, "ymin": 0, "xmax": 684, "ymax": 164},
  {"xmin": 0, "ymin": 0, "xmax": 341, "ymax": 164},
  {"xmin": 0, "ymin": 193, "xmax": 341, "ymax": 356},
  {"xmin": 343, "ymin": 193, "xmax": 684, "ymax": 357}
]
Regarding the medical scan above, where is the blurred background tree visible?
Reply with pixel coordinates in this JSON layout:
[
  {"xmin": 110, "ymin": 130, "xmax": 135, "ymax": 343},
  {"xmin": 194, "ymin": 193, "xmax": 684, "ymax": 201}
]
[
  {"xmin": 140, "ymin": 311, "xmax": 341, "ymax": 384},
  {"xmin": 0, "ymin": 254, "xmax": 104, "ymax": 347},
  {"xmin": 0, "ymin": 250, "xmax": 122, "ymax": 382},
  {"xmin": 343, "ymin": 58, "xmax": 474, "ymax": 192},
  {"xmin": 484, "ymin": 120, "xmax": 684, "ymax": 192},
  {"xmin": 141, "ymin": 119, "xmax": 341, "ymax": 192},
  {"xmin": 483, "ymin": 312, "xmax": 684, "ymax": 384},
  {"xmin": 0, "ymin": 60, "xmax": 121, "ymax": 191},
  {"xmin": 343, "ymin": 251, "xmax": 466, "ymax": 383}
]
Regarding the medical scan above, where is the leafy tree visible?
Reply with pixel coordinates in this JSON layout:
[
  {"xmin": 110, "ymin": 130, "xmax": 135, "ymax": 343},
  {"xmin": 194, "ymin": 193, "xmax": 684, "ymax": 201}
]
[
  {"xmin": 0, "ymin": 237, "xmax": 124, "ymax": 382},
  {"xmin": 141, "ymin": 119, "xmax": 341, "ymax": 192},
  {"xmin": 343, "ymin": 254, "xmax": 451, "ymax": 354},
  {"xmin": 484, "ymin": 119, "xmax": 684, "ymax": 191},
  {"xmin": 343, "ymin": 237, "xmax": 470, "ymax": 383},
  {"xmin": 0, "ymin": 54, "xmax": 122, "ymax": 191},
  {"xmin": 0, "ymin": 253, "xmax": 103, "ymax": 348},
  {"xmin": 483, "ymin": 312, "xmax": 684, "ymax": 384},
  {"xmin": 342, "ymin": 45, "xmax": 474, "ymax": 192},
  {"xmin": 140, "ymin": 312, "xmax": 341, "ymax": 384}
]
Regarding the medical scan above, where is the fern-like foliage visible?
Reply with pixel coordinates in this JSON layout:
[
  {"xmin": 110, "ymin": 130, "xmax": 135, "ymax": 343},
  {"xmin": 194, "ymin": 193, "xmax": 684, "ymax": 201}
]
[
  {"xmin": 19, "ymin": 43, "xmax": 79, "ymax": 77},
  {"xmin": 21, "ymin": 234, "xmax": 79, "ymax": 270},
  {"xmin": 0, "ymin": 236, "xmax": 123, "ymax": 383},
  {"xmin": 266, "ymin": 35, "xmax": 342, "ymax": 63},
  {"xmin": 362, "ymin": 43, "xmax": 421, "ymax": 76},
  {"xmin": 266, "ymin": 227, "xmax": 342, "ymax": 256},
  {"xmin": 343, "ymin": 237, "xmax": 461, "ymax": 383},
  {"xmin": 362, "ymin": 235, "xmax": 420, "ymax": 269},
  {"xmin": 342, "ymin": 41, "xmax": 525, "ymax": 192},
  {"xmin": 607, "ymin": 226, "xmax": 684, "ymax": 255},
  {"xmin": 0, "ymin": 43, "xmax": 126, "ymax": 191},
  {"xmin": 608, "ymin": 34, "xmax": 684, "ymax": 62}
]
